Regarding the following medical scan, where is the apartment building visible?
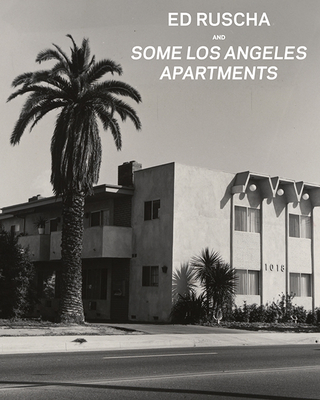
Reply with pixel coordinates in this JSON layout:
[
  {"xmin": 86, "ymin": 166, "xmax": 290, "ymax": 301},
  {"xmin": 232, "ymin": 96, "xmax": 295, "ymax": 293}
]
[{"xmin": 1, "ymin": 161, "xmax": 320, "ymax": 321}]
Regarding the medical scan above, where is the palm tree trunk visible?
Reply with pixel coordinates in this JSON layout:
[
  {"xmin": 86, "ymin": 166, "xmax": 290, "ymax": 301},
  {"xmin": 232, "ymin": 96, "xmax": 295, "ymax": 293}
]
[{"xmin": 59, "ymin": 191, "xmax": 85, "ymax": 323}]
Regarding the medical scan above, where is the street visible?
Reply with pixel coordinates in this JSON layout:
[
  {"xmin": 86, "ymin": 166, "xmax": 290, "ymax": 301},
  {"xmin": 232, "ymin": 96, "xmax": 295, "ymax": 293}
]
[{"xmin": 1, "ymin": 345, "xmax": 320, "ymax": 399}]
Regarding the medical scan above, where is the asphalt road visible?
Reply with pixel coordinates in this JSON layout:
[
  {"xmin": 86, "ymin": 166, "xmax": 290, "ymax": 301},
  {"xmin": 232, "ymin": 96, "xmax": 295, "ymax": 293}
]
[{"xmin": 1, "ymin": 345, "xmax": 320, "ymax": 399}]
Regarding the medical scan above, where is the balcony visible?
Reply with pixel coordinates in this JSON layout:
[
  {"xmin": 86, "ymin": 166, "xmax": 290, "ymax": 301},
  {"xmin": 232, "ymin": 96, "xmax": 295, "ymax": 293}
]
[
  {"xmin": 50, "ymin": 226, "xmax": 132, "ymax": 260},
  {"xmin": 18, "ymin": 234, "xmax": 50, "ymax": 262}
]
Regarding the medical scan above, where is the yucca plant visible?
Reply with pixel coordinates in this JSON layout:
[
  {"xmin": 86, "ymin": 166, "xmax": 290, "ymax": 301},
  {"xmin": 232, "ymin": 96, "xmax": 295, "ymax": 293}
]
[
  {"xmin": 190, "ymin": 248, "xmax": 223, "ymax": 315},
  {"xmin": 206, "ymin": 262, "xmax": 237, "ymax": 319},
  {"xmin": 170, "ymin": 293, "xmax": 206, "ymax": 324},
  {"xmin": 172, "ymin": 262, "xmax": 197, "ymax": 301},
  {"xmin": 190, "ymin": 248, "xmax": 237, "ymax": 320}
]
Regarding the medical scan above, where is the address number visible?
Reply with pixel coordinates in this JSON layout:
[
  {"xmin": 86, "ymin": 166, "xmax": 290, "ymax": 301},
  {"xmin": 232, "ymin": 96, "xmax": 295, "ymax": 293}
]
[{"xmin": 265, "ymin": 264, "xmax": 285, "ymax": 272}]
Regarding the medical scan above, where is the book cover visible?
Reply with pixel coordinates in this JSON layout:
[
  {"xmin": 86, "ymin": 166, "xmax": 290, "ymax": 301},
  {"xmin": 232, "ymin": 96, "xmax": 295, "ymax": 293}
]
[{"xmin": 0, "ymin": 1, "xmax": 319, "ymax": 206}]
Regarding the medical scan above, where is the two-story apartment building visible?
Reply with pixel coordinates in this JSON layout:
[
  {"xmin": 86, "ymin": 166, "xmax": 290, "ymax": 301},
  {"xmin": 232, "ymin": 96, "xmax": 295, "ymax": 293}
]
[
  {"xmin": 1, "ymin": 161, "xmax": 320, "ymax": 322},
  {"xmin": 0, "ymin": 172, "xmax": 135, "ymax": 322}
]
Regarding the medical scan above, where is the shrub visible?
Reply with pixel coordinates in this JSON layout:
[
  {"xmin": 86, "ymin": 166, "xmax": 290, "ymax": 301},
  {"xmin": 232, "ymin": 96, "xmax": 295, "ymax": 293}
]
[
  {"xmin": 316, "ymin": 308, "xmax": 320, "ymax": 324},
  {"xmin": 230, "ymin": 295, "xmax": 313, "ymax": 325},
  {"xmin": 170, "ymin": 293, "xmax": 206, "ymax": 324},
  {"xmin": 0, "ymin": 227, "xmax": 35, "ymax": 318},
  {"xmin": 292, "ymin": 306, "xmax": 307, "ymax": 323},
  {"xmin": 249, "ymin": 304, "xmax": 268, "ymax": 322}
]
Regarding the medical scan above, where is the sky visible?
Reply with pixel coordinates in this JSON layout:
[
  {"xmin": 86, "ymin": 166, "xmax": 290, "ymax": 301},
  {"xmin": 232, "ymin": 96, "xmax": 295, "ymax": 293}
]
[{"xmin": 0, "ymin": 0, "xmax": 320, "ymax": 208}]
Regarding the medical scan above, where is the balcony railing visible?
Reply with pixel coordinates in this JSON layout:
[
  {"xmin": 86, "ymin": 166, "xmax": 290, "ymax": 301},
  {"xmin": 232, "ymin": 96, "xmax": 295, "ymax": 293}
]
[
  {"xmin": 18, "ymin": 226, "xmax": 132, "ymax": 262},
  {"xmin": 50, "ymin": 226, "xmax": 132, "ymax": 260},
  {"xmin": 18, "ymin": 234, "xmax": 51, "ymax": 262}
]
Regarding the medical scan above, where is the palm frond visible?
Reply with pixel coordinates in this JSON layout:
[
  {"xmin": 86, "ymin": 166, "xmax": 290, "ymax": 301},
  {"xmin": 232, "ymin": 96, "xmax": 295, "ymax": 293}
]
[
  {"xmin": 51, "ymin": 106, "xmax": 102, "ymax": 195},
  {"xmin": 52, "ymin": 42, "xmax": 72, "ymax": 66},
  {"xmin": 36, "ymin": 48, "xmax": 67, "ymax": 65},
  {"xmin": 94, "ymin": 106, "xmax": 122, "ymax": 150},
  {"xmin": 80, "ymin": 37, "xmax": 91, "ymax": 68},
  {"xmin": 10, "ymin": 95, "xmax": 66, "ymax": 145},
  {"xmin": 9, "ymin": 35, "xmax": 141, "ymax": 196},
  {"xmin": 190, "ymin": 248, "xmax": 223, "ymax": 284},
  {"xmin": 86, "ymin": 60, "xmax": 123, "ymax": 83},
  {"xmin": 66, "ymin": 34, "xmax": 77, "ymax": 49},
  {"xmin": 94, "ymin": 80, "xmax": 141, "ymax": 102},
  {"xmin": 11, "ymin": 72, "xmax": 33, "ymax": 88},
  {"xmin": 112, "ymin": 99, "xmax": 142, "ymax": 130},
  {"xmin": 106, "ymin": 117, "xmax": 122, "ymax": 150},
  {"xmin": 7, "ymin": 84, "xmax": 67, "ymax": 103},
  {"xmin": 172, "ymin": 263, "xmax": 197, "ymax": 300},
  {"xmin": 29, "ymin": 100, "xmax": 67, "ymax": 130}
]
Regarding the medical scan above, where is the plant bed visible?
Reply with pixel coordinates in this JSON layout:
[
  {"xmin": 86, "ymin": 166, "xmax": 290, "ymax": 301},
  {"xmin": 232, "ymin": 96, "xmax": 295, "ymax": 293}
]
[
  {"xmin": 216, "ymin": 321, "xmax": 320, "ymax": 333},
  {"xmin": 0, "ymin": 318, "xmax": 142, "ymax": 336}
]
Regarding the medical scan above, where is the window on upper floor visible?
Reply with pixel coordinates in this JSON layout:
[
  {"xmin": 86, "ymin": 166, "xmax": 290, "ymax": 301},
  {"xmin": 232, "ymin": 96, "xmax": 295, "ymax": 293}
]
[
  {"xmin": 142, "ymin": 266, "xmax": 159, "ymax": 287},
  {"xmin": 289, "ymin": 214, "xmax": 311, "ymax": 239},
  {"xmin": 235, "ymin": 206, "xmax": 260, "ymax": 233},
  {"xmin": 144, "ymin": 200, "xmax": 160, "ymax": 221},
  {"xmin": 50, "ymin": 219, "xmax": 58, "ymax": 233},
  {"xmin": 90, "ymin": 211, "xmax": 101, "ymax": 227},
  {"xmin": 89, "ymin": 209, "xmax": 111, "ymax": 227},
  {"xmin": 290, "ymin": 273, "xmax": 311, "ymax": 297},
  {"xmin": 235, "ymin": 269, "xmax": 260, "ymax": 295}
]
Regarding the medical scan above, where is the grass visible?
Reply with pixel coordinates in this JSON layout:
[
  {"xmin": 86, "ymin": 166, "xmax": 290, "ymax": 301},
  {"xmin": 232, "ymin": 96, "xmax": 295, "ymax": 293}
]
[
  {"xmin": 0, "ymin": 318, "xmax": 58, "ymax": 328},
  {"xmin": 1, "ymin": 318, "xmax": 320, "ymax": 335},
  {"xmin": 0, "ymin": 318, "xmax": 141, "ymax": 336}
]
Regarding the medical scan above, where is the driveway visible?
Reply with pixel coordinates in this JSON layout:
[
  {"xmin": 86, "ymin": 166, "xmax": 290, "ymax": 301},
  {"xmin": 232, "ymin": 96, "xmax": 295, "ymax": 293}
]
[{"xmin": 105, "ymin": 323, "xmax": 247, "ymax": 335}]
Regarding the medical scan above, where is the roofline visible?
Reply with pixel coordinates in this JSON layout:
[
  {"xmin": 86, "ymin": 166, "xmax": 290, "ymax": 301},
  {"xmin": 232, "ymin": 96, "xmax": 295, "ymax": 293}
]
[
  {"xmin": 231, "ymin": 170, "xmax": 320, "ymax": 205},
  {"xmin": 1, "ymin": 184, "xmax": 133, "ymax": 215}
]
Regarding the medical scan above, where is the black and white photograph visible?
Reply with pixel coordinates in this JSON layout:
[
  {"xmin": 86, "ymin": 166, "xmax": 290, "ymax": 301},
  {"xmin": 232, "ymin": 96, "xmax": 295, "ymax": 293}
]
[{"xmin": 0, "ymin": 1, "xmax": 320, "ymax": 399}]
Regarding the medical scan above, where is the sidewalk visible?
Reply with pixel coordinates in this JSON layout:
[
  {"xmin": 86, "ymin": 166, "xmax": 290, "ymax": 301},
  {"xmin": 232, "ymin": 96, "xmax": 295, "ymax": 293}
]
[{"xmin": 0, "ymin": 324, "xmax": 319, "ymax": 355}]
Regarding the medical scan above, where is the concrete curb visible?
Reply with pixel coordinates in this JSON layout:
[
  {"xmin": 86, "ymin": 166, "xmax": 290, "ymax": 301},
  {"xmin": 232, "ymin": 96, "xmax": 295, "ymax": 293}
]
[{"xmin": 1, "ymin": 332, "xmax": 319, "ymax": 355}]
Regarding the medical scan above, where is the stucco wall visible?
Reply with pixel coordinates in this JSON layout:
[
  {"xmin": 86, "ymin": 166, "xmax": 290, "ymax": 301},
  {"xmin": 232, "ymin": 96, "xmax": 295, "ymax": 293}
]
[
  {"xmin": 288, "ymin": 238, "xmax": 312, "ymax": 272},
  {"xmin": 261, "ymin": 196, "xmax": 287, "ymax": 305},
  {"xmin": 129, "ymin": 163, "xmax": 175, "ymax": 322},
  {"xmin": 287, "ymin": 200, "xmax": 312, "ymax": 275},
  {"xmin": 172, "ymin": 164, "xmax": 233, "ymax": 302},
  {"xmin": 18, "ymin": 234, "xmax": 50, "ymax": 261},
  {"xmin": 231, "ymin": 187, "xmax": 315, "ymax": 310},
  {"xmin": 312, "ymin": 207, "xmax": 320, "ymax": 308},
  {"xmin": 50, "ymin": 226, "xmax": 132, "ymax": 260},
  {"xmin": 287, "ymin": 201, "xmax": 313, "ymax": 310},
  {"xmin": 232, "ymin": 190, "xmax": 262, "ymax": 306}
]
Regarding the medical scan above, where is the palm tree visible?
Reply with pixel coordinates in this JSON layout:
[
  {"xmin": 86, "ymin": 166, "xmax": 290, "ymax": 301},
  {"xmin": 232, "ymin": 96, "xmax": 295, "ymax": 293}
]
[
  {"xmin": 206, "ymin": 262, "xmax": 237, "ymax": 321},
  {"xmin": 172, "ymin": 262, "xmax": 197, "ymax": 301},
  {"xmin": 190, "ymin": 248, "xmax": 223, "ymax": 314},
  {"xmin": 7, "ymin": 35, "xmax": 141, "ymax": 323}
]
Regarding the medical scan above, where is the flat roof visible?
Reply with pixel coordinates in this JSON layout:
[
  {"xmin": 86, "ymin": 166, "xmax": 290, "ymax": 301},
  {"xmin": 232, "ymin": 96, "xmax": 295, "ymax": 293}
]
[{"xmin": 1, "ymin": 184, "xmax": 133, "ymax": 215}]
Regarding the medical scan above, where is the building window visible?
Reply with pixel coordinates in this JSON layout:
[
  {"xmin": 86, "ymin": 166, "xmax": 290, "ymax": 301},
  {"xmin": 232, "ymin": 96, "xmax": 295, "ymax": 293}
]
[
  {"xmin": 90, "ymin": 211, "xmax": 102, "ymax": 227},
  {"xmin": 289, "ymin": 214, "xmax": 311, "ymax": 239},
  {"xmin": 290, "ymin": 273, "xmax": 312, "ymax": 297},
  {"xmin": 142, "ymin": 266, "xmax": 159, "ymax": 287},
  {"xmin": 144, "ymin": 200, "xmax": 160, "ymax": 220},
  {"xmin": 89, "ymin": 210, "xmax": 110, "ymax": 227},
  {"xmin": 235, "ymin": 206, "xmax": 260, "ymax": 233},
  {"xmin": 82, "ymin": 268, "xmax": 108, "ymax": 300},
  {"xmin": 50, "ymin": 219, "xmax": 58, "ymax": 233},
  {"xmin": 235, "ymin": 269, "xmax": 260, "ymax": 295}
]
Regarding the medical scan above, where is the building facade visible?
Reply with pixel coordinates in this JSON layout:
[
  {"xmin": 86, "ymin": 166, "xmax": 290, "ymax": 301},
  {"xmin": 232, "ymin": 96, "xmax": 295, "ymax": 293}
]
[{"xmin": 1, "ymin": 161, "xmax": 320, "ymax": 321}]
